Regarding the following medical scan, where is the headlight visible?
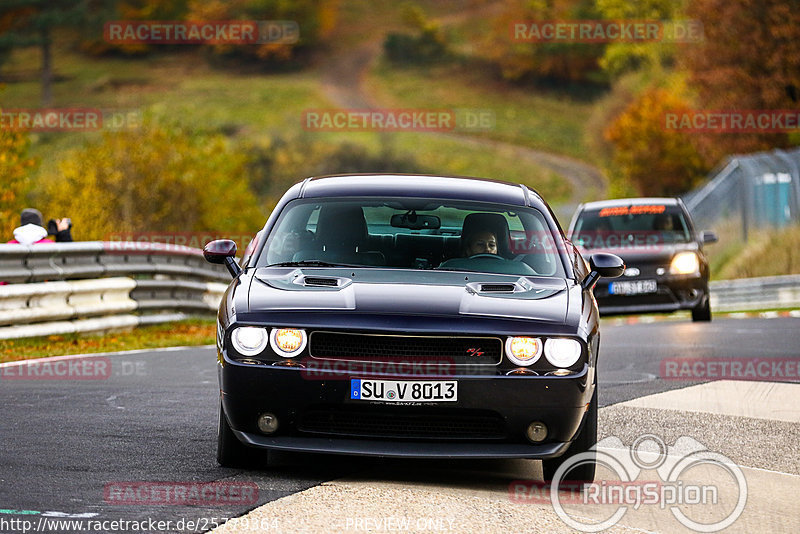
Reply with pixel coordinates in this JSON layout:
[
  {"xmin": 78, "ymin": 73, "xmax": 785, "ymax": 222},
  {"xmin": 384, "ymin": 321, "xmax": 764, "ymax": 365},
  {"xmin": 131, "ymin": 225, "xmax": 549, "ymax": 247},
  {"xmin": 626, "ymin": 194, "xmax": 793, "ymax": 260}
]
[
  {"xmin": 270, "ymin": 328, "xmax": 307, "ymax": 357},
  {"xmin": 505, "ymin": 337, "xmax": 542, "ymax": 366},
  {"xmin": 230, "ymin": 327, "xmax": 269, "ymax": 356},
  {"xmin": 669, "ymin": 252, "xmax": 700, "ymax": 275},
  {"xmin": 544, "ymin": 338, "xmax": 582, "ymax": 368}
]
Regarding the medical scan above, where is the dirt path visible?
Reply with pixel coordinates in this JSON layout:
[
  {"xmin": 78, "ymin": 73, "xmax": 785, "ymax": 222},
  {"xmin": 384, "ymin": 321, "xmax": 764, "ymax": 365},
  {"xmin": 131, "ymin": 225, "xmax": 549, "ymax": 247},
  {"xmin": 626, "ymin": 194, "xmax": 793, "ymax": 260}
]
[{"xmin": 318, "ymin": 10, "xmax": 607, "ymax": 205}]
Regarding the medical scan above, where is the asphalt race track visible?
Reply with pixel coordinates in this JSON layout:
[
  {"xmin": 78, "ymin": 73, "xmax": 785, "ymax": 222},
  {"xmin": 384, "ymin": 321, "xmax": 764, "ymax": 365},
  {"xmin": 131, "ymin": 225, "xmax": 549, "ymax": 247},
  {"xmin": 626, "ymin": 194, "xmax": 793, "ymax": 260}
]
[{"xmin": 1, "ymin": 317, "xmax": 798, "ymax": 533}]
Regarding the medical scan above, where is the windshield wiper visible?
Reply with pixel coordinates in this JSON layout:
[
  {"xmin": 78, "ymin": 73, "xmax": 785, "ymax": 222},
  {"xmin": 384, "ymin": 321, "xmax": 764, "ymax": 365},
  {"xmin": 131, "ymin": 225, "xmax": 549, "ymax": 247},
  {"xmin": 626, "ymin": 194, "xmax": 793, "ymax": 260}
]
[{"xmin": 267, "ymin": 260, "xmax": 359, "ymax": 268}]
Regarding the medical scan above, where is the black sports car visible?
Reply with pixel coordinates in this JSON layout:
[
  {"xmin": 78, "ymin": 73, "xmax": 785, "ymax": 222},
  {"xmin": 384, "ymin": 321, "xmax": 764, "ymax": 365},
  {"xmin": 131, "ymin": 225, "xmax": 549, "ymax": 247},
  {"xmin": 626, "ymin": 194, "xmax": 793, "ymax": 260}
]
[
  {"xmin": 568, "ymin": 197, "xmax": 717, "ymax": 322},
  {"xmin": 204, "ymin": 174, "xmax": 623, "ymax": 481}
]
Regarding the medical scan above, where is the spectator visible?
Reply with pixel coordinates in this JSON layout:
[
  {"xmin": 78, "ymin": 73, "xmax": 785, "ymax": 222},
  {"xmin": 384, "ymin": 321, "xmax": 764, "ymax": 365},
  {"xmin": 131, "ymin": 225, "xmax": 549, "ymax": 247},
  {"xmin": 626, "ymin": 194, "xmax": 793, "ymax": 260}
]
[{"xmin": 7, "ymin": 208, "xmax": 73, "ymax": 245}]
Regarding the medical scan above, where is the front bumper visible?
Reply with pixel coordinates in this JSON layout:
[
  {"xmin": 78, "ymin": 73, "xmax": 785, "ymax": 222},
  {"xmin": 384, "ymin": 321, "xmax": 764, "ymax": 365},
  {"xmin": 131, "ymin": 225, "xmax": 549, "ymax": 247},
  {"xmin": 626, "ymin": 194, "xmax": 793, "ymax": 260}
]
[
  {"xmin": 232, "ymin": 431, "xmax": 571, "ymax": 459},
  {"xmin": 219, "ymin": 356, "xmax": 593, "ymax": 459},
  {"xmin": 594, "ymin": 273, "xmax": 708, "ymax": 315}
]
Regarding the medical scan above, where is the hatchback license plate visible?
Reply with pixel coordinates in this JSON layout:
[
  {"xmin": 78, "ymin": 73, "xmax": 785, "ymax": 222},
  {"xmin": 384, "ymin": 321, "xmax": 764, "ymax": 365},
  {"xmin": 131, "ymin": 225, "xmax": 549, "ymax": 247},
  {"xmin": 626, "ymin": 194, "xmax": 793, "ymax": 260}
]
[
  {"xmin": 350, "ymin": 379, "xmax": 457, "ymax": 402},
  {"xmin": 609, "ymin": 279, "xmax": 657, "ymax": 295}
]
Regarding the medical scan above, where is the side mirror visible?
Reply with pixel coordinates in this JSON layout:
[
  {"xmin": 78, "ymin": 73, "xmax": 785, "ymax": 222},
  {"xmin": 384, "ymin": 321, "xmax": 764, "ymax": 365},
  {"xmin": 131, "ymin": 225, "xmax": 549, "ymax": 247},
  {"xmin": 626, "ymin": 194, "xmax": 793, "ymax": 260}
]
[
  {"xmin": 204, "ymin": 239, "xmax": 242, "ymax": 278},
  {"xmin": 701, "ymin": 230, "xmax": 718, "ymax": 244},
  {"xmin": 581, "ymin": 253, "xmax": 624, "ymax": 290}
]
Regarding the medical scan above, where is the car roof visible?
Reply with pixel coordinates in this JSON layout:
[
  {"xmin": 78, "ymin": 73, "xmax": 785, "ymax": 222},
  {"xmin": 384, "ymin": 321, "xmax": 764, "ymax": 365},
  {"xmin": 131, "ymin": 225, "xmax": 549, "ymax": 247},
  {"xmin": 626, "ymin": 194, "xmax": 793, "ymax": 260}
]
[
  {"xmin": 296, "ymin": 174, "xmax": 544, "ymax": 208},
  {"xmin": 579, "ymin": 197, "xmax": 680, "ymax": 210}
]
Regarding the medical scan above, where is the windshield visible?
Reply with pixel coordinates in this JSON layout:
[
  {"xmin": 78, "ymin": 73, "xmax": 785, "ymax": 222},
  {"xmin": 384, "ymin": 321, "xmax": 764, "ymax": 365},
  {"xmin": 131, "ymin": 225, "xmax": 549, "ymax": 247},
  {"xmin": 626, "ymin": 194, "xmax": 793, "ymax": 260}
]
[
  {"xmin": 257, "ymin": 197, "xmax": 565, "ymax": 277},
  {"xmin": 571, "ymin": 204, "xmax": 691, "ymax": 249}
]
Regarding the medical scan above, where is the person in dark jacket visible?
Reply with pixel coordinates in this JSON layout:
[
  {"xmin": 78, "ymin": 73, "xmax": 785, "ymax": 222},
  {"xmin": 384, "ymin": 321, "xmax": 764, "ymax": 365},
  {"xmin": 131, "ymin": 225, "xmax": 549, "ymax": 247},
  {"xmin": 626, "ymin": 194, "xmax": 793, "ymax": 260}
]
[{"xmin": 7, "ymin": 208, "xmax": 73, "ymax": 245}]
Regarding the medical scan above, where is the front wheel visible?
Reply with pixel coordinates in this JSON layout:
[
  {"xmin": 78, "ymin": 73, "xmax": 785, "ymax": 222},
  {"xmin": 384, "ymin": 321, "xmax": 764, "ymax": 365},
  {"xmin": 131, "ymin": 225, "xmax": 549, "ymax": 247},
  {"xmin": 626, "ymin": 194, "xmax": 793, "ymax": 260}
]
[
  {"xmin": 542, "ymin": 388, "xmax": 597, "ymax": 483},
  {"xmin": 692, "ymin": 296, "xmax": 712, "ymax": 322}
]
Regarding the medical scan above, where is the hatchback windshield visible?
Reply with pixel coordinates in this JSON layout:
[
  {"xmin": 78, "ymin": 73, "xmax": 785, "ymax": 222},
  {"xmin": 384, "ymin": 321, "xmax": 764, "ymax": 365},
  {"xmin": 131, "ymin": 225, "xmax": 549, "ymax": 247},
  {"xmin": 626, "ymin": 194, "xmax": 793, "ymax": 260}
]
[
  {"xmin": 257, "ymin": 198, "xmax": 565, "ymax": 277},
  {"xmin": 571, "ymin": 204, "xmax": 691, "ymax": 249}
]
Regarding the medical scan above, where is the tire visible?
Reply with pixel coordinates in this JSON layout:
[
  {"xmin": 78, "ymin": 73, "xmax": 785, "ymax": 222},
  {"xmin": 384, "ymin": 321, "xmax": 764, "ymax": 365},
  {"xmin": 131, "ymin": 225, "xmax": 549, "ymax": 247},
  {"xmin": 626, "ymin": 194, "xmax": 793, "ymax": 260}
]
[
  {"xmin": 692, "ymin": 296, "xmax": 712, "ymax": 322},
  {"xmin": 542, "ymin": 388, "xmax": 597, "ymax": 483},
  {"xmin": 217, "ymin": 401, "xmax": 262, "ymax": 468}
]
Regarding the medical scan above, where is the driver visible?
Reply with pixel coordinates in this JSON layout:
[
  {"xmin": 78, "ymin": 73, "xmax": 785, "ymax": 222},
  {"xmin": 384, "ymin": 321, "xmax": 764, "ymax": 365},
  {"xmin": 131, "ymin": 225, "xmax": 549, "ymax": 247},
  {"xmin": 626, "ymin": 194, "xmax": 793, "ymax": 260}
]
[{"xmin": 463, "ymin": 230, "xmax": 498, "ymax": 256}]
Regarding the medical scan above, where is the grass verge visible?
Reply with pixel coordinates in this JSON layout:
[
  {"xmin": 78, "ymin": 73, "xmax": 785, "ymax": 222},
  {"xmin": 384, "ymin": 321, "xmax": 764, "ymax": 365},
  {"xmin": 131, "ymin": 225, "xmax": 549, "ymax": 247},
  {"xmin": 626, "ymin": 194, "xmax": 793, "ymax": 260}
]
[{"xmin": 0, "ymin": 318, "xmax": 215, "ymax": 363}]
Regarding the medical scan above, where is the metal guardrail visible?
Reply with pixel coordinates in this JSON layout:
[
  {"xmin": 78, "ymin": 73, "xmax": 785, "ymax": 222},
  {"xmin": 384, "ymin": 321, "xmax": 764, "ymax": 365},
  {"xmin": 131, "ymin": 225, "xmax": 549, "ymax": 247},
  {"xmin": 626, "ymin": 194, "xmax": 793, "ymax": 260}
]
[
  {"xmin": 0, "ymin": 242, "xmax": 797, "ymax": 339},
  {"xmin": 0, "ymin": 242, "xmax": 229, "ymax": 340},
  {"xmin": 710, "ymin": 274, "xmax": 800, "ymax": 312}
]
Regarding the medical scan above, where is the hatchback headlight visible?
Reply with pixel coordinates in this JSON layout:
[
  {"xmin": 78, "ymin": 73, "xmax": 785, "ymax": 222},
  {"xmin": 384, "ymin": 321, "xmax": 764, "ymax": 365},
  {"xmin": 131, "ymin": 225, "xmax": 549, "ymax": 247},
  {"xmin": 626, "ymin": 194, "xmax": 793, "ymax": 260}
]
[
  {"xmin": 230, "ymin": 327, "xmax": 269, "ymax": 356},
  {"xmin": 270, "ymin": 328, "xmax": 307, "ymax": 358},
  {"xmin": 544, "ymin": 338, "xmax": 582, "ymax": 368},
  {"xmin": 505, "ymin": 337, "xmax": 542, "ymax": 366},
  {"xmin": 669, "ymin": 252, "xmax": 699, "ymax": 275}
]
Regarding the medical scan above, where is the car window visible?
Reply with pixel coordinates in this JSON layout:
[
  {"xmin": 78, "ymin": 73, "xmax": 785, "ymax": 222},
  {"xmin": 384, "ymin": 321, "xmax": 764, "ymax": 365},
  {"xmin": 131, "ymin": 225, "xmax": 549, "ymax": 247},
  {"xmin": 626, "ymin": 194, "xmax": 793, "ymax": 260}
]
[
  {"xmin": 571, "ymin": 204, "xmax": 691, "ymax": 249},
  {"xmin": 258, "ymin": 197, "xmax": 565, "ymax": 277}
]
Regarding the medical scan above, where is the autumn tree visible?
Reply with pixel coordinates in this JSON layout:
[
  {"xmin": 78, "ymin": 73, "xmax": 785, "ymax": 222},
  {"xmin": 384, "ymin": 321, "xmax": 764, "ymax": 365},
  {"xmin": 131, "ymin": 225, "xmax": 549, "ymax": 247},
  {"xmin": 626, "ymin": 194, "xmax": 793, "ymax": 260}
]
[
  {"xmin": 39, "ymin": 122, "xmax": 264, "ymax": 240},
  {"xmin": 0, "ymin": 1, "xmax": 112, "ymax": 105},
  {"xmin": 0, "ymin": 111, "xmax": 37, "ymax": 235},
  {"xmin": 186, "ymin": 0, "xmax": 336, "ymax": 64},
  {"xmin": 486, "ymin": 0, "xmax": 604, "ymax": 83},
  {"xmin": 81, "ymin": 0, "xmax": 190, "ymax": 55},
  {"xmin": 683, "ymin": 0, "xmax": 800, "ymax": 164},
  {"xmin": 595, "ymin": 0, "xmax": 689, "ymax": 78},
  {"xmin": 604, "ymin": 87, "xmax": 707, "ymax": 196}
]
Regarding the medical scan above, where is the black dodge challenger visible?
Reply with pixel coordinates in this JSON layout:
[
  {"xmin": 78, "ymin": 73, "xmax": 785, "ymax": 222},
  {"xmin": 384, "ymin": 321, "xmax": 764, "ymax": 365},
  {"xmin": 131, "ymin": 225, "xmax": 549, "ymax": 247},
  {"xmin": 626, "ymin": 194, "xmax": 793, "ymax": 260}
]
[{"xmin": 204, "ymin": 174, "xmax": 623, "ymax": 481}]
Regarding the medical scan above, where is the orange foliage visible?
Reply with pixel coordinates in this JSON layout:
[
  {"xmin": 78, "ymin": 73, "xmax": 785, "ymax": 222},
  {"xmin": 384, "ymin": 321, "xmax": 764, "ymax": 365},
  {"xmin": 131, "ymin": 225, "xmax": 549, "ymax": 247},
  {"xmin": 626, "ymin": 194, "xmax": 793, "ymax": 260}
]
[
  {"xmin": 604, "ymin": 88, "xmax": 707, "ymax": 196},
  {"xmin": 682, "ymin": 0, "xmax": 800, "ymax": 165}
]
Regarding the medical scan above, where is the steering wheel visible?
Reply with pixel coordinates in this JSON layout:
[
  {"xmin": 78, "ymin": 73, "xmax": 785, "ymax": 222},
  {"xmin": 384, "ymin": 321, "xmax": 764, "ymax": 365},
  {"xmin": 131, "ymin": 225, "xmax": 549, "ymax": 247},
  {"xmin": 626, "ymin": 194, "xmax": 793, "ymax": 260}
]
[{"xmin": 468, "ymin": 253, "xmax": 505, "ymax": 260}]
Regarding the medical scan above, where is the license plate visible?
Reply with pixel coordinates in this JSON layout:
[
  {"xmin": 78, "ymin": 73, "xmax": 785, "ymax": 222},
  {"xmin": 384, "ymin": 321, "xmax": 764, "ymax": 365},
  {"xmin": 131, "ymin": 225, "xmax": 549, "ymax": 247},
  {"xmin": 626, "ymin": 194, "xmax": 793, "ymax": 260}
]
[
  {"xmin": 609, "ymin": 279, "xmax": 657, "ymax": 295},
  {"xmin": 350, "ymin": 379, "xmax": 457, "ymax": 402}
]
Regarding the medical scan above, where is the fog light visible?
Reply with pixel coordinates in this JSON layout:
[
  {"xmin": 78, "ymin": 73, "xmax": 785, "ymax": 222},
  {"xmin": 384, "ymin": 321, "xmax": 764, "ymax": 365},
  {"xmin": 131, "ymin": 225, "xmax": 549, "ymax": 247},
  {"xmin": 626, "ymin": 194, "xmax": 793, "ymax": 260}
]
[
  {"xmin": 257, "ymin": 413, "xmax": 279, "ymax": 434},
  {"xmin": 526, "ymin": 421, "xmax": 548, "ymax": 443},
  {"xmin": 545, "ymin": 369, "xmax": 573, "ymax": 376},
  {"xmin": 505, "ymin": 368, "xmax": 538, "ymax": 376},
  {"xmin": 271, "ymin": 360, "xmax": 305, "ymax": 368}
]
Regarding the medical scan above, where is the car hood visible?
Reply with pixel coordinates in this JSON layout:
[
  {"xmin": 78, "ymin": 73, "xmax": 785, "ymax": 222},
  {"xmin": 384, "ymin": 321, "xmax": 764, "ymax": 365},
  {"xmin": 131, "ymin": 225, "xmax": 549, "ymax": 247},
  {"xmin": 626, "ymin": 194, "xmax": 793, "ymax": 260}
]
[
  {"xmin": 580, "ymin": 241, "xmax": 698, "ymax": 264},
  {"xmin": 249, "ymin": 268, "xmax": 569, "ymax": 323}
]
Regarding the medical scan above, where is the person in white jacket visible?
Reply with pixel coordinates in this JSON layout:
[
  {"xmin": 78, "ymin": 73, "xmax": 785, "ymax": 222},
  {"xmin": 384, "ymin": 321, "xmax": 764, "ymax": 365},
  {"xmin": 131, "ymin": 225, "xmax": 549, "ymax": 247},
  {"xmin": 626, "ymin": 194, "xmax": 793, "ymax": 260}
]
[{"xmin": 7, "ymin": 208, "xmax": 72, "ymax": 245}]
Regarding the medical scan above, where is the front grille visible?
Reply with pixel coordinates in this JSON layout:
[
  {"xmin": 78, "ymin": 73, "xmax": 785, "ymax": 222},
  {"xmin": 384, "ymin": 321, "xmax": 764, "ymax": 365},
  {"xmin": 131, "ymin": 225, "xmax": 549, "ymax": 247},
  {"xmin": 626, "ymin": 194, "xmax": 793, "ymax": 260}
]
[
  {"xmin": 298, "ymin": 408, "xmax": 506, "ymax": 439},
  {"xmin": 309, "ymin": 332, "xmax": 502, "ymax": 365}
]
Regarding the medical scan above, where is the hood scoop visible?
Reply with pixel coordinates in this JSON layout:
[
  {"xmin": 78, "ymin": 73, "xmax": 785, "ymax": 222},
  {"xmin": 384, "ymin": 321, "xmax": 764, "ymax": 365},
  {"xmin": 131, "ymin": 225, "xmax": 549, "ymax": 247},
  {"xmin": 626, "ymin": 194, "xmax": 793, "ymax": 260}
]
[
  {"xmin": 479, "ymin": 283, "xmax": 516, "ymax": 293},
  {"xmin": 464, "ymin": 277, "xmax": 560, "ymax": 300},
  {"xmin": 256, "ymin": 270, "xmax": 353, "ymax": 291},
  {"xmin": 303, "ymin": 276, "xmax": 340, "ymax": 287}
]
